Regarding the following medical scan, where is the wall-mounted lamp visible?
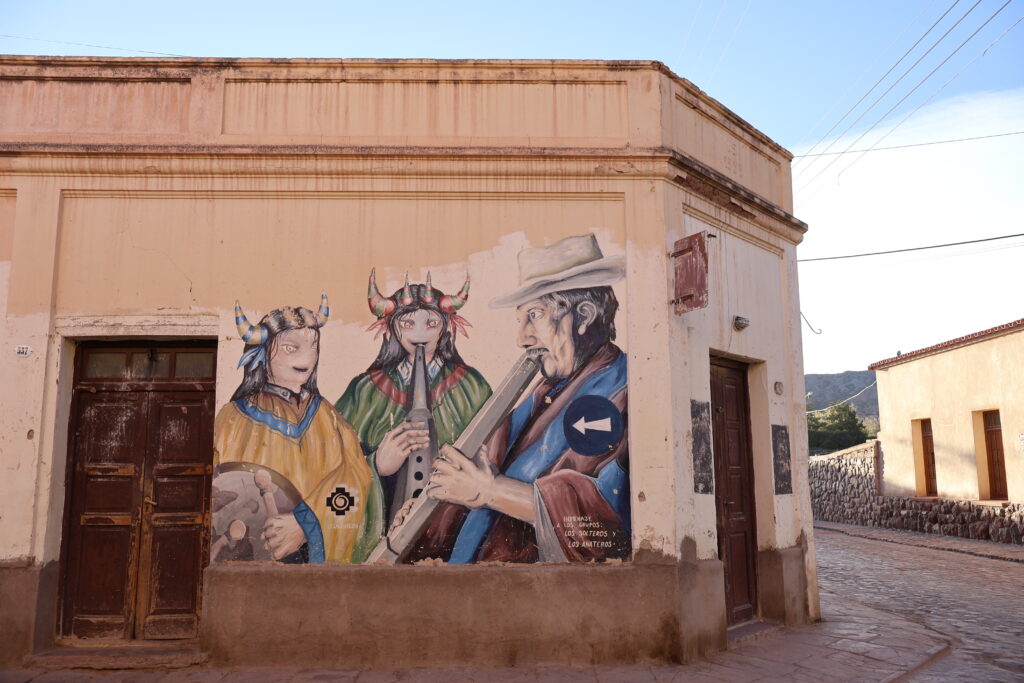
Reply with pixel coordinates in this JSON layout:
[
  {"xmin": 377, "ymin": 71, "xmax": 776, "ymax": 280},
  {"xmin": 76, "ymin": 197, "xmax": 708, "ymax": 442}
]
[{"xmin": 733, "ymin": 316, "xmax": 750, "ymax": 331}]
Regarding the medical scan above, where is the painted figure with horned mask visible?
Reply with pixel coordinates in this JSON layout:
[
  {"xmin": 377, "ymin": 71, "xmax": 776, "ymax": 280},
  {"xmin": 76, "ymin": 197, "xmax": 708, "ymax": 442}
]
[{"xmin": 212, "ymin": 294, "xmax": 383, "ymax": 565}]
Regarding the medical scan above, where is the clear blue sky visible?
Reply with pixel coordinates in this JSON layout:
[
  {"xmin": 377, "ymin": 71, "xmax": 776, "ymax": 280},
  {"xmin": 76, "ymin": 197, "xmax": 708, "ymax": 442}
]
[
  {"xmin": 3, "ymin": 0, "xmax": 1023, "ymax": 373},
  {"xmin": 2, "ymin": 0, "xmax": 1020, "ymax": 148}
]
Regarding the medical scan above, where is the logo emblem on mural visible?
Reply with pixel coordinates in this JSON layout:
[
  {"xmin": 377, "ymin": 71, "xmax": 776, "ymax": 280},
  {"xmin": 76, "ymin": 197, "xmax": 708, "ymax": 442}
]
[
  {"xmin": 563, "ymin": 395, "xmax": 624, "ymax": 456},
  {"xmin": 326, "ymin": 486, "xmax": 357, "ymax": 516}
]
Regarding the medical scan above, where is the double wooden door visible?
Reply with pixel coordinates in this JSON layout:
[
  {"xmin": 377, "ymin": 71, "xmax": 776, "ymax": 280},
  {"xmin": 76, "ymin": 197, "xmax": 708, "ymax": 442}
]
[
  {"xmin": 61, "ymin": 343, "xmax": 215, "ymax": 640},
  {"xmin": 710, "ymin": 359, "xmax": 758, "ymax": 626}
]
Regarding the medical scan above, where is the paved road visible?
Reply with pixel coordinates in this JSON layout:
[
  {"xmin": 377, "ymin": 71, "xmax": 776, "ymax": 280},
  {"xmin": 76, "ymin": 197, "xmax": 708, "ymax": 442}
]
[{"xmin": 815, "ymin": 526, "xmax": 1024, "ymax": 682}]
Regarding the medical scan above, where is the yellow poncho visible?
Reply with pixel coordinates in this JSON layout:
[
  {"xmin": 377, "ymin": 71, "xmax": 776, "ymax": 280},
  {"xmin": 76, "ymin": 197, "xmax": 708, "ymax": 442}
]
[{"xmin": 214, "ymin": 390, "xmax": 383, "ymax": 563}]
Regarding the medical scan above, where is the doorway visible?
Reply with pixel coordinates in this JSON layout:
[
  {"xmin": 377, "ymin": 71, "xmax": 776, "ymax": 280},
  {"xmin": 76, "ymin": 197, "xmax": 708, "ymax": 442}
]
[
  {"xmin": 983, "ymin": 410, "xmax": 1008, "ymax": 500},
  {"xmin": 921, "ymin": 419, "xmax": 937, "ymax": 497},
  {"xmin": 710, "ymin": 357, "xmax": 758, "ymax": 625},
  {"xmin": 60, "ymin": 341, "xmax": 216, "ymax": 640}
]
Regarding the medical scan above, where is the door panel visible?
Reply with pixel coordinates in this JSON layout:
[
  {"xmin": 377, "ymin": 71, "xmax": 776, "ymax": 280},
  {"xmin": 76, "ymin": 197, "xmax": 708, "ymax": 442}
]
[
  {"xmin": 984, "ymin": 411, "xmax": 1007, "ymax": 500},
  {"xmin": 921, "ymin": 419, "xmax": 937, "ymax": 497},
  {"xmin": 711, "ymin": 360, "xmax": 758, "ymax": 626},
  {"xmin": 136, "ymin": 391, "xmax": 213, "ymax": 639},
  {"xmin": 63, "ymin": 391, "xmax": 147, "ymax": 639},
  {"xmin": 61, "ymin": 344, "xmax": 214, "ymax": 641}
]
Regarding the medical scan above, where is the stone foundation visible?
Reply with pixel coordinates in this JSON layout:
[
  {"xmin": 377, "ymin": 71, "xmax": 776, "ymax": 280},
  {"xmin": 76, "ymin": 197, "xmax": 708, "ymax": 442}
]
[
  {"xmin": 200, "ymin": 555, "xmax": 728, "ymax": 668},
  {"xmin": 810, "ymin": 442, "xmax": 1024, "ymax": 545}
]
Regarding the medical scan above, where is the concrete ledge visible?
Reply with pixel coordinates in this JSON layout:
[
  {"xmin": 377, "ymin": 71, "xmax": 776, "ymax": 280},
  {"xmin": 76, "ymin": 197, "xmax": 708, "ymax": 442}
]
[
  {"xmin": 200, "ymin": 558, "xmax": 726, "ymax": 668},
  {"xmin": 757, "ymin": 544, "xmax": 809, "ymax": 626},
  {"xmin": 0, "ymin": 561, "xmax": 58, "ymax": 667}
]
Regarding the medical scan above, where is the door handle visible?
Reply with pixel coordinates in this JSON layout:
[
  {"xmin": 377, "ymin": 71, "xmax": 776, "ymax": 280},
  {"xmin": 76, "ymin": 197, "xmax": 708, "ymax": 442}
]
[{"xmin": 145, "ymin": 497, "xmax": 158, "ymax": 506}]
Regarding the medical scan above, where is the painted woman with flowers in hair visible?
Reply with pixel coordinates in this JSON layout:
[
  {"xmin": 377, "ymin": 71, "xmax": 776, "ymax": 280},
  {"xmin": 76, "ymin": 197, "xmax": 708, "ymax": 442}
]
[
  {"xmin": 336, "ymin": 272, "xmax": 491, "ymax": 530},
  {"xmin": 213, "ymin": 295, "xmax": 383, "ymax": 564}
]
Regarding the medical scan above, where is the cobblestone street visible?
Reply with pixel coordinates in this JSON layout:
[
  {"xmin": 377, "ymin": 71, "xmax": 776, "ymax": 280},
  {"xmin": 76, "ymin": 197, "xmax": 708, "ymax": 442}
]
[{"xmin": 816, "ymin": 524, "xmax": 1024, "ymax": 681}]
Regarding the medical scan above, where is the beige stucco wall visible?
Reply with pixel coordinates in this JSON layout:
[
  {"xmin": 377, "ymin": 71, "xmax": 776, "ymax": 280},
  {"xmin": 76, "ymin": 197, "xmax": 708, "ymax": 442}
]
[
  {"xmin": 876, "ymin": 330, "xmax": 1024, "ymax": 502},
  {"xmin": 0, "ymin": 58, "xmax": 812, "ymax": 627}
]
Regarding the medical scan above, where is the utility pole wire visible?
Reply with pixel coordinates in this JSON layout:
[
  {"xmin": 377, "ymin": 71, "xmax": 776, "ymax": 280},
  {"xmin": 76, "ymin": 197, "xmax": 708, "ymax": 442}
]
[
  {"xmin": 795, "ymin": 0, "xmax": 984, "ymax": 183},
  {"xmin": 796, "ymin": 0, "xmax": 1013, "ymax": 195},
  {"xmin": 798, "ymin": 233, "xmax": 1024, "ymax": 263},
  {"xmin": 806, "ymin": 381, "xmax": 877, "ymax": 414},
  {"xmin": 791, "ymin": 0, "xmax": 940, "ymax": 153},
  {"xmin": 833, "ymin": 13, "xmax": 1024, "ymax": 179},
  {"xmin": 0, "ymin": 33, "xmax": 187, "ymax": 57},
  {"xmin": 794, "ymin": 130, "xmax": 1024, "ymax": 157},
  {"xmin": 794, "ymin": 0, "xmax": 965, "ymax": 172},
  {"xmin": 705, "ymin": 0, "xmax": 753, "ymax": 89}
]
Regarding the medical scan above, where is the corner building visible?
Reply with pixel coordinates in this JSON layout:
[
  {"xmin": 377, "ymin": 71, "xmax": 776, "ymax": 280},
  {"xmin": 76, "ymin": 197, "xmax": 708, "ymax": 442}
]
[{"xmin": 0, "ymin": 57, "xmax": 816, "ymax": 668}]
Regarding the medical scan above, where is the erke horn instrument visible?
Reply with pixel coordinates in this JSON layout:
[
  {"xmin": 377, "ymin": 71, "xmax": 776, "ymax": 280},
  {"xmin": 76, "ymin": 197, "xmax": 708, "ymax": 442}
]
[{"xmin": 366, "ymin": 348, "xmax": 544, "ymax": 564}]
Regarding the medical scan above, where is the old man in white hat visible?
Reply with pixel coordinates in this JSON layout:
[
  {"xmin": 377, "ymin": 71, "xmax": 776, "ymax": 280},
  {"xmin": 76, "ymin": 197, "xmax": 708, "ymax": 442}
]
[{"xmin": 415, "ymin": 234, "xmax": 632, "ymax": 564}]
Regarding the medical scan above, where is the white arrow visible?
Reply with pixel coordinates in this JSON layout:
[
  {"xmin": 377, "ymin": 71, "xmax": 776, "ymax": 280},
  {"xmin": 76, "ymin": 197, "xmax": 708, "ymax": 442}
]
[{"xmin": 573, "ymin": 416, "xmax": 612, "ymax": 434}]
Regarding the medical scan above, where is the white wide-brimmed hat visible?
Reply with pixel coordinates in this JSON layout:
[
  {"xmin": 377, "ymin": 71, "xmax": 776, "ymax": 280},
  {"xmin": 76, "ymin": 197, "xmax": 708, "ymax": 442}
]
[{"xmin": 489, "ymin": 234, "xmax": 625, "ymax": 309}]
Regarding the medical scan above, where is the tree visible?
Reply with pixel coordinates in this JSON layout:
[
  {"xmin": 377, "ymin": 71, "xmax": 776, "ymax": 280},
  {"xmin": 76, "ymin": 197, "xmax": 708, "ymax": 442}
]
[{"xmin": 807, "ymin": 402, "xmax": 869, "ymax": 452}]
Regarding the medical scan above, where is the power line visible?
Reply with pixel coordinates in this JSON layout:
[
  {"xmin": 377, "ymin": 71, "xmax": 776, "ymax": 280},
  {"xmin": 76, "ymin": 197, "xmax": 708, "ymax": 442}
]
[
  {"xmin": 794, "ymin": 0, "xmax": 966, "ymax": 172},
  {"xmin": 794, "ymin": 130, "xmax": 1024, "ymax": 157},
  {"xmin": 0, "ymin": 33, "xmax": 187, "ymax": 57},
  {"xmin": 806, "ymin": 381, "xmax": 877, "ymax": 414},
  {"xmin": 832, "ymin": 13, "xmax": 1024, "ymax": 179},
  {"xmin": 791, "ymin": 0, "xmax": 940, "ymax": 152},
  {"xmin": 705, "ymin": 0, "xmax": 753, "ymax": 89},
  {"xmin": 798, "ymin": 232, "xmax": 1024, "ymax": 263},
  {"xmin": 796, "ymin": 0, "xmax": 1013, "ymax": 194}
]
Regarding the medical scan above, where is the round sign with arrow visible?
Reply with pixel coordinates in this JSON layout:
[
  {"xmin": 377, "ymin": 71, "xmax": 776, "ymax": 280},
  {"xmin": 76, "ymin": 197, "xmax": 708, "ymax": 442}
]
[{"xmin": 562, "ymin": 394, "xmax": 624, "ymax": 456}]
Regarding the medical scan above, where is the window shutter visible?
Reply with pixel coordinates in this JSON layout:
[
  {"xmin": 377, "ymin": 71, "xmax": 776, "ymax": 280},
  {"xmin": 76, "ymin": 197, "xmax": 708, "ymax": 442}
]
[{"xmin": 670, "ymin": 231, "xmax": 709, "ymax": 315}]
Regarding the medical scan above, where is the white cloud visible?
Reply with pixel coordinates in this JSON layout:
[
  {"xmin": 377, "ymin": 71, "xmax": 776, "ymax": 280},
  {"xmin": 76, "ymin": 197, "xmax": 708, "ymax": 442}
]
[{"xmin": 794, "ymin": 88, "xmax": 1024, "ymax": 374}]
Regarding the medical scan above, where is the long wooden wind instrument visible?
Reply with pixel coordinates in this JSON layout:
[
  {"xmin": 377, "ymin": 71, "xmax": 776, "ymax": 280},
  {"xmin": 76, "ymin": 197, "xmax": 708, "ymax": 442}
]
[{"xmin": 366, "ymin": 349, "xmax": 543, "ymax": 564}]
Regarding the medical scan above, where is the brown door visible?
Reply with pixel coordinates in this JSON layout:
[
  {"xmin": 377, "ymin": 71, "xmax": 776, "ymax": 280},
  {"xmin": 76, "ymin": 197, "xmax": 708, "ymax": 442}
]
[
  {"xmin": 60, "ymin": 343, "xmax": 216, "ymax": 640},
  {"xmin": 983, "ymin": 410, "xmax": 1008, "ymax": 500},
  {"xmin": 710, "ymin": 358, "xmax": 758, "ymax": 625},
  {"xmin": 921, "ymin": 419, "xmax": 937, "ymax": 497}
]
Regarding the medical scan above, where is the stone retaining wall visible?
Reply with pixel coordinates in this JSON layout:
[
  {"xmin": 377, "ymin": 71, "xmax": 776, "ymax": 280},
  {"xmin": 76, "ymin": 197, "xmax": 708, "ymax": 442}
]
[{"xmin": 810, "ymin": 441, "xmax": 1024, "ymax": 545}]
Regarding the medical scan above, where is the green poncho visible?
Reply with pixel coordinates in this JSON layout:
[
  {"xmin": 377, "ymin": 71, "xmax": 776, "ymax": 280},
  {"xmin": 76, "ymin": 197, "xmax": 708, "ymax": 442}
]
[{"xmin": 335, "ymin": 361, "xmax": 492, "ymax": 522}]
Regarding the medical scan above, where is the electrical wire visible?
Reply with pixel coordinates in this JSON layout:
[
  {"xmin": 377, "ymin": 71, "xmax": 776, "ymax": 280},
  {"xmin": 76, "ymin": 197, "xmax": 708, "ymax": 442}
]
[
  {"xmin": 794, "ymin": 130, "xmax": 1024, "ymax": 156},
  {"xmin": 796, "ymin": 0, "xmax": 1013, "ymax": 195},
  {"xmin": 705, "ymin": 0, "xmax": 753, "ymax": 89},
  {"xmin": 791, "ymin": 0, "xmax": 940, "ymax": 153},
  {"xmin": 794, "ymin": 0, "xmax": 966, "ymax": 171},
  {"xmin": 798, "ymin": 232, "xmax": 1024, "ymax": 263},
  {"xmin": 679, "ymin": 0, "xmax": 706, "ymax": 73},
  {"xmin": 0, "ymin": 33, "xmax": 187, "ymax": 57},
  {"xmin": 801, "ymin": 312, "xmax": 823, "ymax": 335},
  {"xmin": 833, "ymin": 13, "xmax": 1024, "ymax": 180},
  {"xmin": 806, "ymin": 381, "xmax": 877, "ymax": 414},
  {"xmin": 693, "ymin": 0, "xmax": 727, "ymax": 79},
  {"xmin": 795, "ymin": 0, "xmax": 985, "ymax": 183}
]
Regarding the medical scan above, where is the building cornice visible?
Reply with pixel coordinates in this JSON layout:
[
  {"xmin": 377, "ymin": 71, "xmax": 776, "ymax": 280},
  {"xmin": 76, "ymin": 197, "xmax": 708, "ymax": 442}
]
[
  {"xmin": 0, "ymin": 55, "xmax": 793, "ymax": 160},
  {"xmin": 0, "ymin": 144, "xmax": 806, "ymax": 241},
  {"xmin": 869, "ymin": 318, "xmax": 1024, "ymax": 370}
]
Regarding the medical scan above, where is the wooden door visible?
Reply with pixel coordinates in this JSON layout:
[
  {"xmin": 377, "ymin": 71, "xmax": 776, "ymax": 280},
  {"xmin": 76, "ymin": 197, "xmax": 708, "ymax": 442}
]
[
  {"xmin": 921, "ymin": 419, "xmax": 937, "ymax": 497},
  {"xmin": 983, "ymin": 410, "xmax": 1008, "ymax": 500},
  {"xmin": 61, "ymin": 343, "xmax": 215, "ymax": 640},
  {"xmin": 710, "ymin": 359, "xmax": 758, "ymax": 625}
]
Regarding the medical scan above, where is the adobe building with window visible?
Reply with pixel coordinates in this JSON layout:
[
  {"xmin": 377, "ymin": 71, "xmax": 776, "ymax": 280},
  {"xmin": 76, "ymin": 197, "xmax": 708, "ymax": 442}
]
[
  {"xmin": 0, "ymin": 56, "xmax": 816, "ymax": 669},
  {"xmin": 870, "ymin": 319, "xmax": 1024, "ymax": 504}
]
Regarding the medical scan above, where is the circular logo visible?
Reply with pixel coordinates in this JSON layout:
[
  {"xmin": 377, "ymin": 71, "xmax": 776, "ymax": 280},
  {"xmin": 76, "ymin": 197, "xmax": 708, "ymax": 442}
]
[
  {"xmin": 326, "ymin": 486, "xmax": 356, "ymax": 516},
  {"xmin": 563, "ymin": 395, "xmax": 624, "ymax": 456}
]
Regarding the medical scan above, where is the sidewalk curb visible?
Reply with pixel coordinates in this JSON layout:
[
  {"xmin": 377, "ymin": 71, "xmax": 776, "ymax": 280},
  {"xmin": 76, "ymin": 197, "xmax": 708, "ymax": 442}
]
[
  {"xmin": 881, "ymin": 642, "xmax": 951, "ymax": 683},
  {"xmin": 814, "ymin": 522, "xmax": 1024, "ymax": 564}
]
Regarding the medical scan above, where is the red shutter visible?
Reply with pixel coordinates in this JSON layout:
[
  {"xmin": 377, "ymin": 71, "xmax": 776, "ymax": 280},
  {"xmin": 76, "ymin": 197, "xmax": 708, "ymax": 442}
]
[{"xmin": 671, "ymin": 232, "xmax": 709, "ymax": 315}]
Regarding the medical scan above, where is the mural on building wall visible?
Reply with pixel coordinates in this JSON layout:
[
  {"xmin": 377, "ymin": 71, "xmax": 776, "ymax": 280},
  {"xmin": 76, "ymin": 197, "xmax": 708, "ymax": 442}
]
[
  {"xmin": 211, "ymin": 233, "xmax": 630, "ymax": 565},
  {"xmin": 335, "ymin": 272, "xmax": 492, "ymax": 530},
  {"xmin": 211, "ymin": 296, "xmax": 383, "ymax": 564}
]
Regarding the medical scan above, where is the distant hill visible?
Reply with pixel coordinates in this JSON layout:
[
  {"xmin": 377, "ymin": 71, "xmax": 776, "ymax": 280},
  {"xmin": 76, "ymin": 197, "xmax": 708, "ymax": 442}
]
[{"xmin": 804, "ymin": 370, "xmax": 878, "ymax": 419}]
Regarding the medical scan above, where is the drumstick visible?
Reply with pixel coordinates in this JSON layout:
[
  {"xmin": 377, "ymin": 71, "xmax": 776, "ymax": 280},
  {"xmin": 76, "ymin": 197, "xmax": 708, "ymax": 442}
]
[{"xmin": 254, "ymin": 469, "xmax": 279, "ymax": 517}]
